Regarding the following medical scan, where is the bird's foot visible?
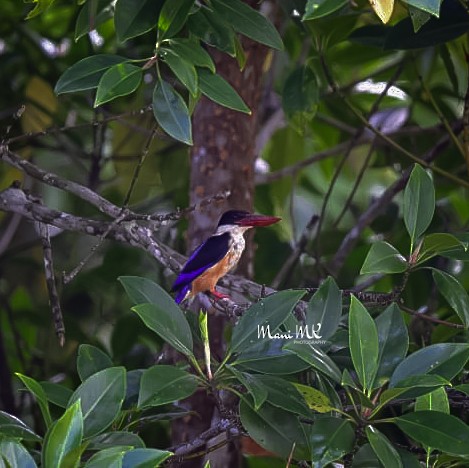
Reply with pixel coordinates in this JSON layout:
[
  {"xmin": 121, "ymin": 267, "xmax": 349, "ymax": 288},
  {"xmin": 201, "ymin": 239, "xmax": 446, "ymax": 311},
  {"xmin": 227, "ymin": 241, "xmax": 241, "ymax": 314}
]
[{"xmin": 209, "ymin": 289, "xmax": 231, "ymax": 301}]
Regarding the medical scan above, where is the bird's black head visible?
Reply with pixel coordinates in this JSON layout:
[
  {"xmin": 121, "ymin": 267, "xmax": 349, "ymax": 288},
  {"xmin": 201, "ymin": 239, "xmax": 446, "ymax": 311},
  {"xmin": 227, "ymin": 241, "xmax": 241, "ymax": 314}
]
[
  {"xmin": 217, "ymin": 210, "xmax": 281, "ymax": 228},
  {"xmin": 218, "ymin": 210, "xmax": 251, "ymax": 227}
]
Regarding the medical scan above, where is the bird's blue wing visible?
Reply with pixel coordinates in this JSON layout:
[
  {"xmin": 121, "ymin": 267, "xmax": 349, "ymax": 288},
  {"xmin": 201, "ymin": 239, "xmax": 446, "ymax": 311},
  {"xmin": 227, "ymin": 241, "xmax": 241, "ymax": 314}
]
[{"xmin": 171, "ymin": 232, "xmax": 231, "ymax": 293}]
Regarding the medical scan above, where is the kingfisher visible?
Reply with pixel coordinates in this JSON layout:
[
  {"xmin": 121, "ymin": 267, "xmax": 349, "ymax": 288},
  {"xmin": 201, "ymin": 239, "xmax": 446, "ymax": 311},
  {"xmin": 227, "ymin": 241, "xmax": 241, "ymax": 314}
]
[{"xmin": 172, "ymin": 210, "xmax": 281, "ymax": 304}]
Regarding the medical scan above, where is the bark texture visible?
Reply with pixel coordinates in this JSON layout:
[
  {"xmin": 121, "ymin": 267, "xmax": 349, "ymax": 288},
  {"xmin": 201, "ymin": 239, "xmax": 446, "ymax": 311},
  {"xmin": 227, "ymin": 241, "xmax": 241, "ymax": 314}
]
[{"xmin": 171, "ymin": 11, "xmax": 269, "ymax": 468}]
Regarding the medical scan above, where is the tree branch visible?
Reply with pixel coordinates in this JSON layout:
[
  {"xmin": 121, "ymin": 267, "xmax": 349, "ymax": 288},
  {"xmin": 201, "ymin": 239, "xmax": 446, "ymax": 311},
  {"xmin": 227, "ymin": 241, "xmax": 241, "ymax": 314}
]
[{"xmin": 328, "ymin": 124, "xmax": 462, "ymax": 276}]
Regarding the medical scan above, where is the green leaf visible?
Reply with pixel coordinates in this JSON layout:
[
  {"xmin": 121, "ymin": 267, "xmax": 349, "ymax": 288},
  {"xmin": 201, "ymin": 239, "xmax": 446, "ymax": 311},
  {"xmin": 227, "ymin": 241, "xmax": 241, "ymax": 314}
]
[
  {"xmin": 230, "ymin": 290, "xmax": 305, "ymax": 356},
  {"xmin": 303, "ymin": 0, "xmax": 348, "ymax": 20},
  {"xmin": 0, "ymin": 438, "xmax": 37, "ymax": 468},
  {"xmin": 378, "ymin": 375, "xmax": 450, "ymax": 411},
  {"xmin": 137, "ymin": 365, "xmax": 198, "ymax": 408},
  {"xmin": 293, "ymin": 383, "xmax": 335, "ymax": 413},
  {"xmin": 282, "ymin": 65, "xmax": 319, "ymax": 131},
  {"xmin": 234, "ymin": 339, "xmax": 311, "ymax": 375},
  {"xmin": 349, "ymin": 296, "xmax": 379, "ymax": 394},
  {"xmin": 408, "ymin": 5, "xmax": 432, "ymax": 32},
  {"xmin": 0, "ymin": 411, "xmax": 41, "ymax": 442},
  {"xmin": 157, "ymin": 0, "xmax": 194, "ymax": 41},
  {"xmin": 384, "ymin": 7, "xmax": 469, "ymax": 50},
  {"xmin": 366, "ymin": 426, "xmax": 403, "ymax": 468},
  {"xmin": 255, "ymin": 375, "xmax": 311, "ymax": 416},
  {"xmin": 306, "ymin": 277, "xmax": 342, "ymax": 340},
  {"xmin": 42, "ymin": 400, "xmax": 83, "ymax": 468},
  {"xmin": 15, "ymin": 373, "xmax": 52, "ymax": 428},
  {"xmin": 94, "ymin": 63, "xmax": 142, "ymax": 107},
  {"xmin": 403, "ymin": 0, "xmax": 442, "ymax": 17},
  {"xmin": 440, "ymin": 43, "xmax": 459, "ymax": 95},
  {"xmin": 55, "ymin": 55, "xmax": 128, "ymax": 94},
  {"xmin": 40, "ymin": 382, "xmax": 73, "ymax": 409},
  {"xmin": 119, "ymin": 276, "xmax": 165, "ymax": 305},
  {"xmin": 417, "ymin": 233, "xmax": 465, "ymax": 264},
  {"xmin": 75, "ymin": 0, "xmax": 113, "ymax": 41},
  {"xmin": 164, "ymin": 38, "xmax": 215, "ymax": 72},
  {"xmin": 130, "ymin": 288, "xmax": 193, "ymax": 356},
  {"xmin": 392, "ymin": 374, "xmax": 450, "ymax": 391},
  {"xmin": 187, "ymin": 8, "xmax": 236, "ymax": 56},
  {"xmin": 390, "ymin": 343, "xmax": 469, "ymax": 388},
  {"xmin": 211, "ymin": 0, "xmax": 283, "ymax": 50},
  {"xmin": 284, "ymin": 342, "xmax": 342, "ymax": 382},
  {"xmin": 229, "ymin": 367, "xmax": 268, "ymax": 410},
  {"xmin": 369, "ymin": 0, "xmax": 394, "ymax": 23},
  {"xmin": 77, "ymin": 344, "xmax": 113, "ymax": 381},
  {"xmin": 308, "ymin": 417, "xmax": 355, "ymax": 466},
  {"xmin": 84, "ymin": 446, "xmax": 132, "ymax": 468},
  {"xmin": 197, "ymin": 68, "xmax": 250, "ymax": 114},
  {"xmin": 394, "ymin": 411, "xmax": 469, "ymax": 455},
  {"xmin": 88, "ymin": 432, "xmax": 145, "ymax": 450},
  {"xmin": 415, "ymin": 387, "xmax": 449, "ymax": 413},
  {"xmin": 152, "ymin": 79, "xmax": 193, "ymax": 145},
  {"xmin": 404, "ymin": 164, "xmax": 435, "ymax": 250},
  {"xmin": 432, "ymin": 269, "xmax": 469, "ymax": 328},
  {"xmin": 360, "ymin": 241, "xmax": 407, "ymax": 274},
  {"xmin": 122, "ymin": 448, "xmax": 172, "ymax": 467},
  {"xmin": 26, "ymin": 0, "xmax": 54, "ymax": 19},
  {"xmin": 374, "ymin": 303, "xmax": 409, "ymax": 387},
  {"xmin": 161, "ymin": 51, "xmax": 197, "ymax": 96},
  {"xmin": 68, "ymin": 367, "xmax": 126, "ymax": 438},
  {"xmin": 239, "ymin": 398, "xmax": 309, "ymax": 459},
  {"xmin": 114, "ymin": 0, "xmax": 162, "ymax": 42}
]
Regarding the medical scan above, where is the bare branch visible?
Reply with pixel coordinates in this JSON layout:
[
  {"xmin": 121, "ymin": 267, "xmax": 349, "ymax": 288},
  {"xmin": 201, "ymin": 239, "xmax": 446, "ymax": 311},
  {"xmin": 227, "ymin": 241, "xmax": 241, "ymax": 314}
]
[
  {"xmin": 35, "ymin": 221, "xmax": 65, "ymax": 346},
  {"xmin": 328, "ymin": 125, "xmax": 461, "ymax": 276}
]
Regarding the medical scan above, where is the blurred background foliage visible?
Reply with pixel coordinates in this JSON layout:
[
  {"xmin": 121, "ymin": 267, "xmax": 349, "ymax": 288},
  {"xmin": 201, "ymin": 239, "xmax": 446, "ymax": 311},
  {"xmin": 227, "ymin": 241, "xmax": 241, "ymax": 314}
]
[{"xmin": 1, "ymin": 0, "xmax": 469, "ymax": 462}]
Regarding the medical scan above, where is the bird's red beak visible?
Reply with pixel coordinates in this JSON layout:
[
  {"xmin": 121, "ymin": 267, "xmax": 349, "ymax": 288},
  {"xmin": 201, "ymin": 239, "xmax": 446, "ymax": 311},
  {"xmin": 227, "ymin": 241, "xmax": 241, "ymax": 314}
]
[{"xmin": 236, "ymin": 214, "xmax": 281, "ymax": 227}]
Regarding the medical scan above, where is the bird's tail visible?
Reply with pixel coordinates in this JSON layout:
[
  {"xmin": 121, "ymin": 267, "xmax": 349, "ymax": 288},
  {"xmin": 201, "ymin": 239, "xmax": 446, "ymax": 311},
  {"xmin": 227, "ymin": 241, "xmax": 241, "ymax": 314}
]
[{"xmin": 174, "ymin": 285, "xmax": 191, "ymax": 304}]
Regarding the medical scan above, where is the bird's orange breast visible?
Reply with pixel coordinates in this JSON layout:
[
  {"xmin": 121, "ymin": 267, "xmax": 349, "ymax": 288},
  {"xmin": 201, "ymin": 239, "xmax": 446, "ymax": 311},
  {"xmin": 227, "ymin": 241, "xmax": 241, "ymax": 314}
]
[{"xmin": 191, "ymin": 251, "xmax": 238, "ymax": 296}]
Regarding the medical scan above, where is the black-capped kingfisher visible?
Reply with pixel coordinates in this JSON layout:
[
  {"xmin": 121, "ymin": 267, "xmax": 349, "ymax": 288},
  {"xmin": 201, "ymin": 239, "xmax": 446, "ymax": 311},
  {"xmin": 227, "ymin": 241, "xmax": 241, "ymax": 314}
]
[{"xmin": 172, "ymin": 210, "xmax": 281, "ymax": 304}]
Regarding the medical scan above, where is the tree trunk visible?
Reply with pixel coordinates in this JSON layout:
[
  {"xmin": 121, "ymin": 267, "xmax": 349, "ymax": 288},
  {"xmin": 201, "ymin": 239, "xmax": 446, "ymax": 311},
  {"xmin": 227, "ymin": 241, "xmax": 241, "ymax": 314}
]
[{"xmin": 170, "ymin": 17, "xmax": 269, "ymax": 468}]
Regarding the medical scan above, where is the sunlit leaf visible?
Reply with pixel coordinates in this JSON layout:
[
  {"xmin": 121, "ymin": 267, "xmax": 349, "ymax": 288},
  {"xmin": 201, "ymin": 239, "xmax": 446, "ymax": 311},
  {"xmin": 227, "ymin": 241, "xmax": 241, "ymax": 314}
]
[{"xmin": 369, "ymin": 0, "xmax": 394, "ymax": 24}]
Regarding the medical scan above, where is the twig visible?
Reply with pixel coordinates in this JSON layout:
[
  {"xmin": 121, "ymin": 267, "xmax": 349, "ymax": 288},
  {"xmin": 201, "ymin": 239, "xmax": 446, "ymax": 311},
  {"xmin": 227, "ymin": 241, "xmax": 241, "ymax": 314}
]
[
  {"xmin": 62, "ymin": 211, "xmax": 129, "ymax": 284},
  {"xmin": 5, "ymin": 105, "xmax": 153, "ymax": 146},
  {"xmin": 399, "ymin": 304, "xmax": 464, "ymax": 329},
  {"xmin": 463, "ymin": 48, "xmax": 469, "ymax": 178},
  {"xmin": 170, "ymin": 418, "xmax": 238, "ymax": 458},
  {"xmin": 123, "ymin": 124, "xmax": 158, "ymax": 207},
  {"xmin": 1, "ymin": 147, "xmax": 123, "ymax": 218},
  {"xmin": 320, "ymin": 54, "xmax": 469, "ymax": 190},
  {"xmin": 332, "ymin": 138, "xmax": 377, "ymax": 229},
  {"xmin": 35, "ymin": 220, "xmax": 65, "ymax": 346},
  {"xmin": 314, "ymin": 57, "xmax": 405, "ymax": 264},
  {"xmin": 328, "ymin": 124, "xmax": 462, "ymax": 277},
  {"xmin": 271, "ymin": 214, "xmax": 319, "ymax": 289}
]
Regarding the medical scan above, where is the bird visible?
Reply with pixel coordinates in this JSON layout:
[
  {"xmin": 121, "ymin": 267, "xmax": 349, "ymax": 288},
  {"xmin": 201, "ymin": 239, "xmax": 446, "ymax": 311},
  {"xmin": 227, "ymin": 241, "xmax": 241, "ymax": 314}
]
[{"xmin": 171, "ymin": 210, "xmax": 281, "ymax": 304}]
